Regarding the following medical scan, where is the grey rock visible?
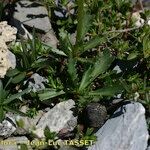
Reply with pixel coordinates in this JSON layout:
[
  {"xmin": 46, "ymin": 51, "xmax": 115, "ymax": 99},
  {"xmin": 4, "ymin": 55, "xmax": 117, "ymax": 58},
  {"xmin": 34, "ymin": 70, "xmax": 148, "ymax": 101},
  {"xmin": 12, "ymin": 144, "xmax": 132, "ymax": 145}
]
[
  {"xmin": 41, "ymin": 30, "xmax": 58, "ymax": 48},
  {"xmin": 0, "ymin": 136, "xmax": 32, "ymax": 150},
  {"xmin": 33, "ymin": 99, "xmax": 77, "ymax": 138},
  {"xmin": 10, "ymin": 18, "xmax": 33, "ymax": 40},
  {"xmin": 112, "ymin": 98, "xmax": 124, "ymax": 104},
  {"xmin": 70, "ymin": 32, "xmax": 76, "ymax": 45},
  {"xmin": 24, "ymin": 73, "xmax": 48, "ymax": 92},
  {"xmin": 14, "ymin": 106, "xmax": 44, "ymax": 133},
  {"xmin": 147, "ymin": 146, "xmax": 150, "ymax": 150},
  {"xmin": 54, "ymin": 1, "xmax": 75, "ymax": 18},
  {"xmin": 113, "ymin": 65, "xmax": 122, "ymax": 74},
  {"xmin": 54, "ymin": 10, "xmax": 64, "ymax": 18},
  {"xmin": 84, "ymin": 103, "xmax": 107, "ymax": 128},
  {"xmin": 88, "ymin": 102, "xmax": 149, "ymax": 150},
  {"xmin": 13, "ymin": 127, "xmax": 27, "ymax": 136},
  {"xmin": 12, "ymin": 0, "xmax": 58, "ymax": 47},
  {"xmin": 13, "ymin": 0, "xmax": 52, "ymax": 32},
  {"xmin": 0, "ymin": 118, "xmax": 16, "ymax": 137},
  {"xmin": 7, "ymin": 50, "xmax": 16, "ymax": 69},
  {"xmin": 55, "ymin": 0, "xmax": 75, "ymax": 6}
]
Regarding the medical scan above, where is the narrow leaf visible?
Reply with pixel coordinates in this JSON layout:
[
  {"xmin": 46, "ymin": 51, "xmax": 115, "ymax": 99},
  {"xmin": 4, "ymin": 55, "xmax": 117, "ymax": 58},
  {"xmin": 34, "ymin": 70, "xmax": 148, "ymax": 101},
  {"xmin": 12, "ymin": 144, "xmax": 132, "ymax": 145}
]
[
  {"xmin": 79, "ymin": 66, "xmax": 93, "ymax": 92},
  {"xmin": 88, "ymin": 85, "xmax": 123, "ymax": 97},
  {"xmin": 3, "ymin": 88, "xmax": 30, "ymax": 104},
  {"xmin": 43, "ymin": 43, "xmax": 67, "ymax": 56},
  {"xmin": 79, "ymin": 51, "xmax": 114, "ymax": 91},
  {"xmin": 83, "ymin": 36, "xmax": 107, "ymax": 54},
  {"xmin": 0, "ymin": 106, "xmax": 5, "ymax": 122},
  {"xmin": 4, "ymin": 106, "xmax": 27, "ymax": 116},
  {"xmin": 21, "ymin": 40, "xmax": 30, "ymax": 69},
  {"xmin": 11, "ymin": 72, "xmax": 26, "ymax": 84},
  {"xmin": 31, "ymin": 58, "xmax": 50, "ymax": 69},
  {"xmin": 38, "ymin": 89, "xmax": 65, "ymax": 101},
  {"xmin": 76, "ymin": 0, "xmax": 92, "ymax": 44},
  {"xmin": 67, "ymin": 57, "xmax": 78, "ymax": 83}
]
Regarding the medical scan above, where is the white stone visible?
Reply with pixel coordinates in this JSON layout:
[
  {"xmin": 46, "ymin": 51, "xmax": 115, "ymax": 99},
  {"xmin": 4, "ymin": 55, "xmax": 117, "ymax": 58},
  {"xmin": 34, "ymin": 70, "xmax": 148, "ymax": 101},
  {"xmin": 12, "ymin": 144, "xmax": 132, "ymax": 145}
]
[
  {"xmin": 147, "ymin": 146, "xmax": 150, "ymax": 150},
  {"xmin": 24, "ymin": 73, "xmax": 48, "ymax": 92},
  {"xmin": 88, "ymin": 102, "xmax": 149, "ymax": 150},
  {"xmin": 33, "ymin": 100, "xmax": 77, "ymax": 138},
  {"xmin": 14, "ymin": 106, "xmax": 44, "ymax": 132},
  {"xmin": 41, "ymin": 30, "xmax": 58, "ymax": 48},
  {"xmin": 7, "ymin": 50, "xmax": 16, "ymax": 70},
  {"xmin": 132, "ymin": 12, "xmax": 145, "ymax": 27},
  {"xmin": 113, "ymin": 65, "xmax": 122, "ymax": 74},
  {"xmin": 0, "ymin": 119, "xmax": 16, "ymax": 137},
  {"xmin": 0, "ymin": 21, "xmax": 17, "ymax": 78},
  {"xmin": 0, "ymin": 41, "xmax": 16, "ymax": 78}
]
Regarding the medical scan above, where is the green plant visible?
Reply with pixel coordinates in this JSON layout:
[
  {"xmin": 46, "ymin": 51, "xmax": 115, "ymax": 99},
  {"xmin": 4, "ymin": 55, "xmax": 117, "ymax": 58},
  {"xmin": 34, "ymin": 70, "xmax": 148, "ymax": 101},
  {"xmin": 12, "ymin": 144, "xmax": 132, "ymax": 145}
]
[
  {"xmin": 18, "ymin": 144, "xmax": 29, "ymax": 150},
  {"xmin": 38, "ymin": 0, "xmax": 123, "ymax": 107},
  {"xmin": 44, "ymin": 126, "xmax": 57, "ymax": 141},
  {"xmin": 0, "ymin": 0, "xmax": 149, "ymax": 149},
  {"xmin": 80, "ymin": 128, "xmax": 96, "ymax": 141},
  {"xmin": 26, "ymin": 107, "xmax": 38, "ymax": 118},
  {"xmin": 0, "ymin": 80, "xmax": 29, "ymax": 122},
  {"xmin": 8, "ymin": 31, "xmax": 65, "ymax": 84},
  {"xmin": 75, "ymin": 127, "xmax": 96, "ymax": 147}
]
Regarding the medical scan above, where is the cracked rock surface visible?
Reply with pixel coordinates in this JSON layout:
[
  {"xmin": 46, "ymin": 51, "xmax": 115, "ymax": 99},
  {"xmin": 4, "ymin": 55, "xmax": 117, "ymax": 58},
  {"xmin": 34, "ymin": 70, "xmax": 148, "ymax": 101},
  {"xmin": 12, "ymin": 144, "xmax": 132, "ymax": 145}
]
[
  {"xmin": 33, "ymin": 99, "xmax": 77, "ymax": 138},
  {"xmin": 0, "ymin": 21, "xmax": 17, "ymax": 78},
  {"xmin": 13, "ymin": 0, "xmax": 52, "ymax": 32},
  {"xmin": 0, "ymin": 118, "xmax": 16, "ymax": 137},
  {"xmin": 88, "ymin": 102, "xmax": 149, "ymax": 150}
]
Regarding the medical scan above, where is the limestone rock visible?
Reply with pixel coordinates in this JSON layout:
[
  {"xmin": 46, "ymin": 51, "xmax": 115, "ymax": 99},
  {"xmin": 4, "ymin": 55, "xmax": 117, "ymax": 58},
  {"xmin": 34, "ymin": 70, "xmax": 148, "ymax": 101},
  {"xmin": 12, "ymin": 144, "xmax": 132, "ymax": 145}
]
[
  {"xmin": 12, "ymin": 1, "xmax": 58, "ymax": 47},
  {"xmin": 24, "ymin": 73, "xmax": 48, "ymax": 92},
  {"xmin": 132, "ymin": 12, "xmax": 145, "ymax": 27},
  {"xmin": 14, "ymin": 106, "xmax": 44, "ymax": 133},
  {"xmin": 0, "ymin": 21, "xmax": 17, "ymax": 43},
  {"xmin": 0, "ymin": 40, "xmax": 16, "ymax": 78},
  {"xmin": 131, "ymin": 0, "xmax": 150, "ymax": 27},
  {"xmin": 10, "ymin": 19, "xmax": 33, "ymax": 40},
  {"xmin": 41, "ymin": 30, "xmax": 58, "ymax": 48},
  {"xmin": 70, "ymin": 32, "xmax": 76, "ymax": 45},
  {"xmin": 7, "ymin": 50, "xmax": 16, "ymax": 70},
  {"xmin": 147, "ymin": 146, "xmax": 150, "ymax": 150},
  {"xmin": 0, "ymin": 21, "xmax": 17, "ymax": 78},
  {"xmin": 0, "ymin": 118, "xmax": 16, "ymax": 137},
  {"xmin": 88, "ymin": 102, "xmax": 149, "ymax": 150},
  {"xmin": 33, "ymin": 100, "xmax": 77, "ymax": 138},
  {"xmin": 13, "ymin": 0, "xmax": 52, "ymax": 32}
]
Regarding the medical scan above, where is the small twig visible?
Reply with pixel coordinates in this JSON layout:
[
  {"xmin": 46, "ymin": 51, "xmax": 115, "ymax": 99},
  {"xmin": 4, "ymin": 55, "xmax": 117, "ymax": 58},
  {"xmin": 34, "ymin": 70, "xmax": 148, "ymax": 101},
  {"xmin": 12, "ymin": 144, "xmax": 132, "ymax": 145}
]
[{"xmin": 105, "ymin": 26, "xmax": 141, "ymax": 34}]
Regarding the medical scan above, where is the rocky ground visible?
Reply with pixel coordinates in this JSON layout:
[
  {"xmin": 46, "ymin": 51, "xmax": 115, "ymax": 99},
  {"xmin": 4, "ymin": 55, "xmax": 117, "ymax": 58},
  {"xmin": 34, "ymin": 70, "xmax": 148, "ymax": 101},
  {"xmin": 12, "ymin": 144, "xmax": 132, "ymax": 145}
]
[{"xmin": 0, "ymin": 0, "xmax": 150, "ymax": 150}]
